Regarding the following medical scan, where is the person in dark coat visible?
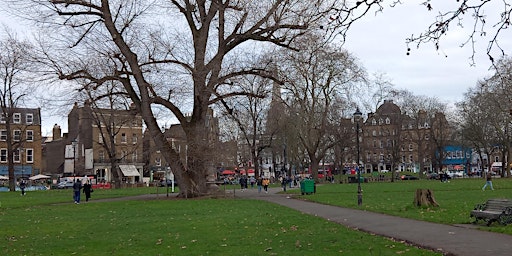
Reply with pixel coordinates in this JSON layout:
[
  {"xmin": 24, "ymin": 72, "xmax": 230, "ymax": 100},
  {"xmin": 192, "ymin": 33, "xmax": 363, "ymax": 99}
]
[
  {"xmin": 82, "ymin": 180, "xmax": 93, "ymax": 202},
  {"xmin": 73, "ymin": 179, "xmax": 82, "ymax": 204},
  {"xmin": 20, "ymin": 180, "xmax": 26, "ymax": 196}
]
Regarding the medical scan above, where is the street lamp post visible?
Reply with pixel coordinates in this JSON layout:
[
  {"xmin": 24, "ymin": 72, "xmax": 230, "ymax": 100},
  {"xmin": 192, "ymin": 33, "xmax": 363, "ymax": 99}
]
[
  {"xmin": 353, "ymin": 108, "xmax": 363, "ymax": 206},
  {"xmin": 20, "ymin": 148, "xmax": 24, "ymax": 179},
  {"xmin": 72, "ymin": 139, "xmax": 77, "ymax": 177}
]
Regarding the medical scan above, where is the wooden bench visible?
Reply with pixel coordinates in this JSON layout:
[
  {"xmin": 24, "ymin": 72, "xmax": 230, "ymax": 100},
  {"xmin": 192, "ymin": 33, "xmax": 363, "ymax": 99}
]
[{"xmin": 470, "ymin": 199, "xmax": 512, "ymax": 226}]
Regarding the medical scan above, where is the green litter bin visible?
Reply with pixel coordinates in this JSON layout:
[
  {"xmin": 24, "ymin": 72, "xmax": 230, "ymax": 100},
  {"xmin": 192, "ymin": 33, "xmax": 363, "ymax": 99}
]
[{"xmin": 300, "ymin": 179, "xmax": 315, "ymax": 195}]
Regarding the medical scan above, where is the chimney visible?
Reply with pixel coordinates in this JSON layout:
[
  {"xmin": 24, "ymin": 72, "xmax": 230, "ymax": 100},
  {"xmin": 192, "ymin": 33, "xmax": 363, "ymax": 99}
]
[{"xmin": 52, "ymin": 124, "xmax": 61, "ymax": 140}]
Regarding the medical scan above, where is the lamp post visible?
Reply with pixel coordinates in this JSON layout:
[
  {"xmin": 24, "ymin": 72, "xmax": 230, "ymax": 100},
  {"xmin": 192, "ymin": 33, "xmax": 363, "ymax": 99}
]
[
  {"xmin": 20, "ymin": 148, "xmax": 24, "ymax": 179},
  {"xmin": 353, "ymin": 108, "xmax": 363, "ymax": 206},
  {"xmin": 72, "ymin": 139, "xmax": 77, "ymax": 177}
]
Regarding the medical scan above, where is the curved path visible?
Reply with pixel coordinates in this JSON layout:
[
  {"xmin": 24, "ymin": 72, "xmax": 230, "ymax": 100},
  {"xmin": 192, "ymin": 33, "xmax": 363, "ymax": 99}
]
[{"xmin": 231, "ymin": 186, "xmax": 512, "ymax": 256}]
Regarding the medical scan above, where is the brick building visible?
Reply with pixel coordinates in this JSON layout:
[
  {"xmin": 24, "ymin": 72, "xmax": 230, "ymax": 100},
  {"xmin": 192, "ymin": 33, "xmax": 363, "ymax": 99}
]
[{"xmin": 0, "ymin": 108, "xmax": 43, "ymax": 178}]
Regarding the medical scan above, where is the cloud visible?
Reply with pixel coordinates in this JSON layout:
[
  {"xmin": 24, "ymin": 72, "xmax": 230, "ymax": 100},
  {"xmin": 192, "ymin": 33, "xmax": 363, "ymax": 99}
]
[{"xmin": 343, "ymin": 1, "xmax": 508, "ymax": 106}]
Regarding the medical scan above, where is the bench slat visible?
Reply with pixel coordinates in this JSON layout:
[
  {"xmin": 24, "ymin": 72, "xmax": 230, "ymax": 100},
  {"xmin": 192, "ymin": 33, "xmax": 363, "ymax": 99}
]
[{"xmin": 470, "ymin": 199, "xmax": 512, "ymax": 226}]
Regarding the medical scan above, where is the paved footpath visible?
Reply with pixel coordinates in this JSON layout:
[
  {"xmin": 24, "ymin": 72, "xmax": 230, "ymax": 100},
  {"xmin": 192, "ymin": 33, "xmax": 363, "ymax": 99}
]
[{"xmin": 230, "ymin": 187, "xmax": 512, "ymax": 256}]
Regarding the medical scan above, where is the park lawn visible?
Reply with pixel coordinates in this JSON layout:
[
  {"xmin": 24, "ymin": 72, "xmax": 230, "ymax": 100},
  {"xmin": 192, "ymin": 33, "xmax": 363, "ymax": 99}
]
[
  {"xmin": 0, "ymin": 190, "xmax": 441, "ymax": 256},
  {"xmin": 293, "ymin": 177, "xmax": 512, "ymax": 234}
]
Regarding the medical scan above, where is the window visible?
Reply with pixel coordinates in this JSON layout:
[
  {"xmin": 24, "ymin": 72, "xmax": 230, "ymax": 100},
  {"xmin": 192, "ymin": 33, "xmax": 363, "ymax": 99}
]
[
  {"xmin": 371, "ymin": 119, "xmax": 377, "ymax": 125},
  {"xmin": 409, "ymin": 144, "xmax": 414, "ymax": 151},
  {"xmin": 14, "ymin": 149, "xmax": 20, "ymax": 163},
  {"xmin": 0, "ymin": 149, "xmax": 7, "ymax": 162},
  {"xmin": 132, "ymin": 151, "xmax": 137, "ymax": 162},
  {"xmin": 132, "ymin": 134, "xmax": 138, "ymax": 144},
  {"xmin": 26, "ymin": 113, "xmax": 33, "ymax": 124},
  {"xmin": 155, "ymin": 157, "xmax": 162, "ymax": 166},
  {"xmin": 99, "ymin": 150, "xmax": 105, "ymax": 161},
  {"xmin": 0, "ymin": 113, "xmax": 5, "ymax": 123},
  {"xmin": 121, "ymin": 133, "xmax": 127, "ymax": 143},
  {"xmin": 385, "ymin": 117, "xmax": 390, "ymax": 124},
  {"xmin": 409, "ymin": 155, "xmax": 414, "ymax": 162},
  {"xmin": 26, "ymin": 130, "xmax": 34, "ymax": 142},
  {"xmin": 98, "ymin": 134, "xmax": 103, "ymax": 144},
  {"xmin": 13, "ymin": 113, "xmax": 21, "ymax": 123},
  {"xmin": 25, "ymin": 149, "xmax": 33, "ymax": 163},
  {"xmin": 0, "ymin": 130, "xmax": 6, "ymax": 141},
  {"xmin": 13, "ymin": 130, "xmax": 21, "ymax": 141}
]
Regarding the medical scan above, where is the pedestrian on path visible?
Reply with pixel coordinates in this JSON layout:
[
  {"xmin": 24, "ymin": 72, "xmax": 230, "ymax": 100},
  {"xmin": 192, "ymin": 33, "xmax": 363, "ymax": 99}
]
[
  {"xmin": 20, "ymin": 179, "xmax": 26, "ymax": 196},
  {"xmin": 73, "ymin": 179, "xmax": 82, "ymax": 204},
  {"xmin": 482, "ymin": 172, "xmax": 494, "ymax": 191},
  {"xmin": 239, "ymin": 176, "xmax": 248, "ymax": 191},
  {"xmin": 82, "ymin": 180, "xmax": 93, "ymax": 202},
  {"xmin": 256, "ymin": 177, "xmax": 263, "ymax": 193},
  {"xmin": 281, "ymin": 176, "xmax": 287, "ymax": 192},
  {"xmin": 262, "ymin": 177, "xmax": 270, "ymax": 193}
]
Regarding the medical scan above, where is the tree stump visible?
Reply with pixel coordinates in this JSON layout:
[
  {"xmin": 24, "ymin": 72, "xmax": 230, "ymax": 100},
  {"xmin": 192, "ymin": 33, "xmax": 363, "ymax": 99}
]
[{"xmin": 414, "ymin": 189, "xmax": 439, "ymax": 207}]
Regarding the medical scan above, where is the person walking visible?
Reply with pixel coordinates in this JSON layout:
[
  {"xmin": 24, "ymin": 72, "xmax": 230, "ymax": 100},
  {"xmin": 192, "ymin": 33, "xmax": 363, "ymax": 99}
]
[
  {"xmin": 239, "ymin": 176, "xmax": 247, "ymax": 191},
  {"xmin": 19, "ymin": 179, "xmax": 26, "ymax": 196},
  {"xmin": 256, "ymin": 177, "xmax": 263, "ymax": 193},
  {"xmin": 262, "ymin": 177, "xmax": 270, "ymax": 193},
  {"xmin": 73, "ymin": 179, "xmax": 82, "ymax": 204},
  {"xmin": 281, "ymin": 176, "xmax": 287, "ymax": 192},
  {"xmin": 249, "ymin": 176, "xmax": 256, "ymax": 189},
  {"xmin": 482, "ymin": 172, "xmax": 494, "ymax": 191},
  {"xmin": 82, "ymin": 180, "xmax": 93, "ymax": 202}
]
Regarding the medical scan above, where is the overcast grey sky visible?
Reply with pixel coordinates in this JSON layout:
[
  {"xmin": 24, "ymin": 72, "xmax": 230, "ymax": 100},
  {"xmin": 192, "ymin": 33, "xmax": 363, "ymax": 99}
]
[
  {"xmin": 343, "ymin": 1, "xmax": 511, "ymax": 106},
  {"xmin": 1, "ymin": 1, "xmax": 511, "ymax": 135}
]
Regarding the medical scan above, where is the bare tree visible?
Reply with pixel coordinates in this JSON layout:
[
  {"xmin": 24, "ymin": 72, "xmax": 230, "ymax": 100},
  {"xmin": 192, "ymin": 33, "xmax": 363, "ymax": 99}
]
[
  {"xmin": 14, "ymin": 0, "xmax": 344, "ymax": 197},
  {"xmin": 79, "ymin": 80, "xmax": 143, "ymax": 188},
  {"xmin": 400, "ymin": 92, "xmax": 446, "ymax": 177},
  {"xmin": 0, "ymin": 31, "xmax": 35, "ymax": 191},
  {"xmin": 325, "ymin": 1, "xmax": 512, "ymax": 65},
  {"xmin": 276, "ymin": 34, "xmax": 367, "ymax": 181},
  {"xmin": 219, "ymin": 74, "xmax": 273, "ymax": 179},
  {"xmin": 458, "ymin": 57, "xmax": 512, "ymax": 176}
]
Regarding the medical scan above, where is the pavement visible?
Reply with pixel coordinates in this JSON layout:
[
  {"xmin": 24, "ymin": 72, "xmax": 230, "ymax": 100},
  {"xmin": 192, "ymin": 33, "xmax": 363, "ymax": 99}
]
[{"xmin": 229, "ymin": 186, "xmax": 512, "ymax": 256}]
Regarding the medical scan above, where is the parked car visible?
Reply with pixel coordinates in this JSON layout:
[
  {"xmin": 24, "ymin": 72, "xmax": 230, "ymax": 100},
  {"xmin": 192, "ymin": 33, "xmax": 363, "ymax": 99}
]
[
  {"xmin": 447, "ymin": 170, "xmax": 463, "ymax": 178},
  {"xmin": 57, "ymin": 181, "xmax": 74, "ymax": 189},
  {"xmin": 400, "ymin": 175, "xmax": 419, "ymax": 180},
  {"xmin": 427, "ymin": 173, "xmax": 439, "ymax": 180},
  {"xmin": 158, "ymin": 179, "xmax": 177, "ymax": 187}
]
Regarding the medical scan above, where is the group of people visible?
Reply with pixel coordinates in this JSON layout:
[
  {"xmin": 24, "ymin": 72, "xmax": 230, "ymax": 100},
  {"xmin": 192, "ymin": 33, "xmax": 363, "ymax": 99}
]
[
  {"xmin": 256, "ymin": 177, "xmax": 271, "ymax": 193},
  {"xmin": 73, "ymin": 179, "xmax": 93, "ymax": 204}
]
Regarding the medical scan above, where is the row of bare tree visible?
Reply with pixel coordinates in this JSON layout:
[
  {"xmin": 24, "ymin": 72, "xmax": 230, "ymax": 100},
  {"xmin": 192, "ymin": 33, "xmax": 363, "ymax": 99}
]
[{"xmin": 1, "ymin": 1, "xmax": 510, "ymax": 197}]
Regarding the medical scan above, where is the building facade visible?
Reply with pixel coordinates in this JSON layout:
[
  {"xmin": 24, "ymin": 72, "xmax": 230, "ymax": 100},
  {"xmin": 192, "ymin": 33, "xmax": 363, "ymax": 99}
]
[
  {"xmin": 67, "ymin": 102, "xmax": 144, "ymax": 183},
  {"xmin": 0, "ymin": 108, "xmax": 43, "ymax": 178},
  {"xmin": 143, "ymin": 108, "xmax": 220, "ymax": 182},
  {"xmin": 360, "ymin": 100, "xmax": 450, "ymax": 174}
]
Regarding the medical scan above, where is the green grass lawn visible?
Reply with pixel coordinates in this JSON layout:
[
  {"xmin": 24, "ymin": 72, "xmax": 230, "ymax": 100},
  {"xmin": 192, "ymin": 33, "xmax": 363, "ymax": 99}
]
[
  {"xmin": 293, "ymin": 177, "xmax": 512, "ymax": 235},
  {"xmin": 0, "ymin": 186, "xmax": 441, "ymax": 255}
]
